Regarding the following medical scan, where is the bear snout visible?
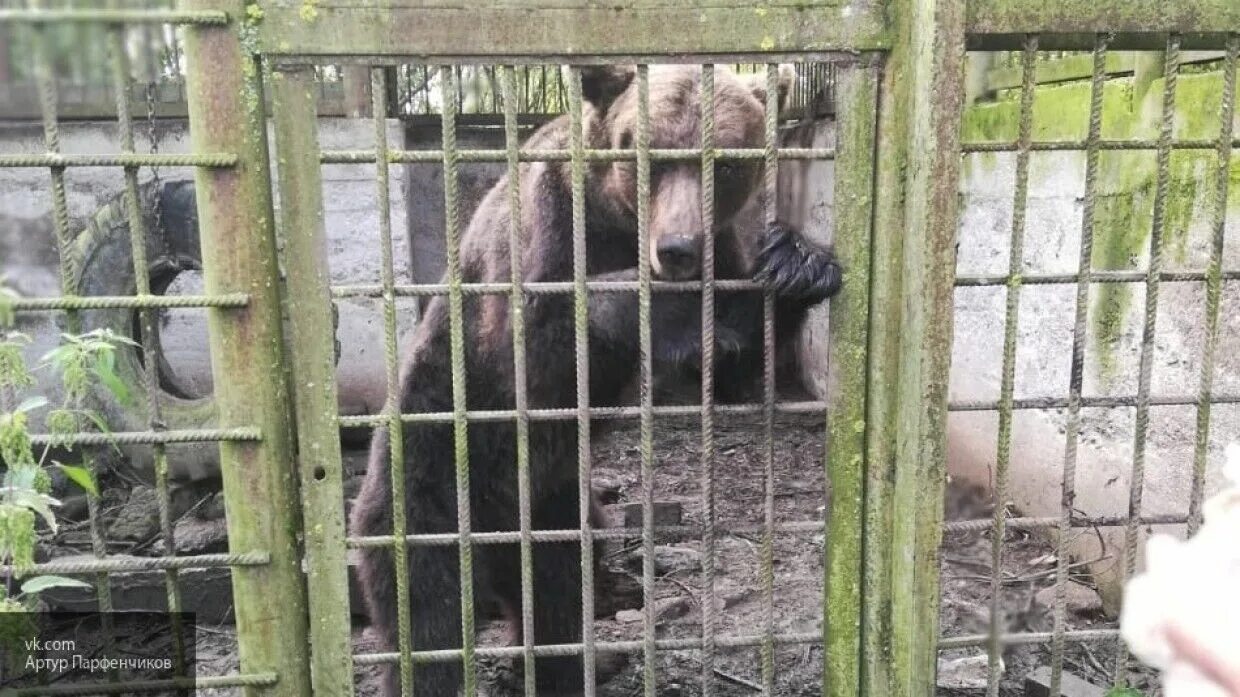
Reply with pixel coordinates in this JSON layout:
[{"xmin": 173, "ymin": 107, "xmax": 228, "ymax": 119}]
[{"xmin": 654, "ymin": 233, "xmax": 702, "ymax": 280}]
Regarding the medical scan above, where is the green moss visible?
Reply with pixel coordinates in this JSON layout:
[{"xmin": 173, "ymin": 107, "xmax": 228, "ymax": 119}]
[
  {"xmin": 1091, "ymin": 186, "xmax": 1152, "ymax": 382},
  {"xmin": 1174, "ymin": 74, "xmax": 1227, "ymax": 140},
  {"xmin": 299, "ymin": 0, "xmax": 320, "ymax": 23},
  {"xmin": 963, "ymin": 67, "xmax": 1240, "ymax": 386}
]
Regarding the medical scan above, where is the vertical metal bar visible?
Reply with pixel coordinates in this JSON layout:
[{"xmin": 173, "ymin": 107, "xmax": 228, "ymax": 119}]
[
  {"xmin": 697, "ymin": 63, "xmax": 719, "ymax": 697},
  {"xmin": 567, "ymin": 65, "xmax": 597, "ymax": 697},
  {"xmin": 635, "ymin": 63, "xmax": 657, "ymax": 697},
  {"xmin": 107, "ymin": 19, "xmax": 187, "ymax": 680},
  {"xmin": 1188, "ymin": 36, "xmax": 1238, "ymax": 535},
  {"xmin": 440, "ymin": 63, "xmax": 478, "ymax": 696},
  {"xmin": 888, "ymin": 0, "xmax": 966, "ymax": 692},
  {"xmin": 271, "ymin": 64, "xmax": 355, "ymax": 697},
  {"xmin": 181, "ymin": 3, "xmax": 312, "ymax": 695},
  {"xmin": 500, "ymin": 64, "xmax": 537, "ymax": 697},
  {"xmin": 1049, "ymin": 34, "xmax": 1109, "ymax": 697},
  {"xmin": 1113, "ymin": 35, "xmax": 1180, "ymax": 686},
  {"xmin": 372, "ymin": 65, "xmax": 415, "ymax": 697},
  {"xmin": 30, "ymin": 0, "xmax": 116, "ymax": 649},
  {"xmin": 759, "ymin": 62, "xmax": 780, "ymax": 695},
  {"xmin": 985, "ymin": 34, "xmax": 1037, "ymax": 697},
  {"xmin": 825, "ymin": 62, "xmax": 877, "ymax": 697}
]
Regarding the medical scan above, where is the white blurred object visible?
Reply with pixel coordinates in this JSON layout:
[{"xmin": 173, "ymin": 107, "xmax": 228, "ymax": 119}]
[{"xmin": 1120, "ymin": 443, "xmax": 1240, "ymax": 697}]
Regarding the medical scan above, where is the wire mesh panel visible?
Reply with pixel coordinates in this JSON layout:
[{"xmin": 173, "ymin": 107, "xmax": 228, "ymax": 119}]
[
  {"xmin": 272, "ymin": 54, "xmax": 873, "ymax": 697},
  {"xmin": 0, "ymin": 4, "xmax": 308, "ymax": 695},
  {"xmin": 944, "ymin": 33, "xmax": 1239, "ymax": 695}
]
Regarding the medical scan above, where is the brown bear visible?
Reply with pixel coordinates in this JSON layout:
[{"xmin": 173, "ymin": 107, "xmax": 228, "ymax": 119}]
[{"xmin": 350, "ymin": 64, "xmax": 841, "ymax": 697}]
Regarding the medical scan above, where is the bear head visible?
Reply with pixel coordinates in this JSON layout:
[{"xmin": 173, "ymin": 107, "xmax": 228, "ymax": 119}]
[{"xmin": 580, "ymin": 64, "xmax": 792, "ymax": 281}]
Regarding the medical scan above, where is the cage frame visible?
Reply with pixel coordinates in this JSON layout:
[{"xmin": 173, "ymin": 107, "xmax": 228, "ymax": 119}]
[{"xmin": 0, "ymin": 1, "xmax": 1236, "ymax": 696}]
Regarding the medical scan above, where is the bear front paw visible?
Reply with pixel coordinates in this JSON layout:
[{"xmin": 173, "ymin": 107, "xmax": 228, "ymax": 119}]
[{"xmin": 753, "ymin": 222, "xmax": 843, "ymax": 302}]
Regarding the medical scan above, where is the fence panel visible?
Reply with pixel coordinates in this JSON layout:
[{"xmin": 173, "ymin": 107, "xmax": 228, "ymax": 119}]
[
  {"xmin": 271, "ymin": 50, "xmax": 873, "ymax": 697},
  {"xmin": 0, "ymin": 1, "xmax": 310, "ymax": 694},
  {"xmin": 947, "ymin": 10, "xmax": 1239, "ymax": 696}
]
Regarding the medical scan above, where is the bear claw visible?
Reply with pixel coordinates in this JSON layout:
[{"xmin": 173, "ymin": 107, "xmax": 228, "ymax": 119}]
[{"xmin": 753, "ymin": 222, "xmax": 843, "ymax": 302}]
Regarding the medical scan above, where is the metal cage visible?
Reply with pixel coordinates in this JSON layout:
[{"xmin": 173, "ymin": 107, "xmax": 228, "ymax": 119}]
[{"xmin": 0, "ymin": 1, "xmax": 1236, "ymax": 696}]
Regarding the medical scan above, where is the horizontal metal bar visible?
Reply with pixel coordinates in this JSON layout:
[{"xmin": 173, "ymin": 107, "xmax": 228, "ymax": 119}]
[
  {"xmin": 332, "ymin": 278, "xmax": 768, "ymax": 298},
  {"xmin": 11, "ymin": 293, "xmax": 250, "ymax": 311},
  {"xmin": 353, "ymin": 631, "xmax": 822, "ymax": 666},
  {"xmin": 963, "ymin": 138, "xmax": 1240, "ymax": 153},
  {"xmin": 5, "ymin": 674, "xmax": 279, "ymax": 697},
  {"xmin": 0, "ymin": 153, "xmax": 237, "ymax": 168},
  {"xmin": 943, "ymin": 513, "xmax": 1187, "ymax": 534},
  {"xmin": 348, "ymin": 521, "xmax": 825, "ymax": 548},
  {"xmin": 983, "ymin": 50, "xmax": 1226, "ymax": 92},
  {"xmin": 257, "ymin": 3, "xmax": 887, "ymax": 57},
  {"xmin": 949, "ymin": 393, "xmax": 1240, "ymax": 411},
  {"xmin": 0, "ymin": 9, "xmax": 229, "ymax": 25},
  {"xmin": 320, "ymin": 147, "xmax": 834, "ymax": 164},
  {"xmin": 338, "ymin": 400, "xmax": 828, "ymax": 427},
  {"xmin": 968, "ymin": 34, "xmax": 1239, "ymax": 52},
  {"xmin": 938, "ymin": 629, "xmax": 1117, "ymax": 650},
  {"xmin": 30, "ymin": 427, "xmax": 262, "ymax": 447},
  {"xmin": 956, "ymin": 270, "xmax": 1240, "ymax": 286},
  {"xmin": 339, "ymin": 271, "xmax": 1240, "ymax": 299},
  {"xmin": 0, "ymin": 551, "xmax": 269, "ymax": 576}
]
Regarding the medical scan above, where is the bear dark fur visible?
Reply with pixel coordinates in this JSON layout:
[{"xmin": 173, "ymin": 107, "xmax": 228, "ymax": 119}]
[{"xmin": 350, "ymin": 65, "xmax": 841, "ymax": 697}]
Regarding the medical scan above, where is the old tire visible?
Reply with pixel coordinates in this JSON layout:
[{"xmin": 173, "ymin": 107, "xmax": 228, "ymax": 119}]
[{"xmin": 69, "ymin": 179, "xmax": 219, "ymax": 484}]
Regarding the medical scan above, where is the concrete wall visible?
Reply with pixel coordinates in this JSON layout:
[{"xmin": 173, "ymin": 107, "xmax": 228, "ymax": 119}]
[{"xmin": 951, "ymin": 71, "xmax": 1240, "ymax": 610}]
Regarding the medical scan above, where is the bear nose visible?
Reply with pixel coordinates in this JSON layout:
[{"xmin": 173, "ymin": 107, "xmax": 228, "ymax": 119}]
[{"xmin": 656, "ymin": 235, "xmax": 702, "ymax": 279}]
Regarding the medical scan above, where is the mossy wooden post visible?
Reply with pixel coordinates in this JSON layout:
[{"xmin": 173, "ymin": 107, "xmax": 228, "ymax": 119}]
[
  {"xmin": 825, "ymin": 61, "xmax": 878, "ymax": 697},
  {"xmin": 866, "ymin": 0, "xmax": 965, "ymax": 694},
  {"xmin": 181, "ymin": 2, "xmax": 313, "ymax": 695},
  {"xmin": 271, "ymin": 66, "xmax": 356, "ymax": 696}
]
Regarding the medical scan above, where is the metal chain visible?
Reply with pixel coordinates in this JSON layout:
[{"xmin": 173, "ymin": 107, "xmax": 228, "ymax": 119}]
[{"xmin": 145, "ymin": 73, "xmax": 167, "ymax": 260}]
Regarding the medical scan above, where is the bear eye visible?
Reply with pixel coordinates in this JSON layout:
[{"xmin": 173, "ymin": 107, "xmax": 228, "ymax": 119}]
[{"xmin": 618, "ymin": 131, "xmax": 633, "ymax": 150}]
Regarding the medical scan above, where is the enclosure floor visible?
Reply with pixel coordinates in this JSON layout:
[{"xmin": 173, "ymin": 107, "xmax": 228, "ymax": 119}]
[{"xmin": 49, "ymin": 415, "xmax": 1152, "ymax": 696}]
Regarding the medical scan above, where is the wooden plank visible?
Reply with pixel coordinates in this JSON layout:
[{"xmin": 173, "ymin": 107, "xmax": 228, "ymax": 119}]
[
  {"xmin": 968, "ymin": 0, "xmax": 1240, "ymax": 50},
  {"xmin": 182, "ymin": 2, "xmax": 314, "ymax": 695},
  {"xmin": 256, "ymin": 0, "xmax": 889, "ymax": 57},
  {"xmin": 824, "ymin": 61, "xmax": 878, "ymax": 697},
  {"xmin": 876, "ymin": 0, "xmax": 966, "ymax": 694}
]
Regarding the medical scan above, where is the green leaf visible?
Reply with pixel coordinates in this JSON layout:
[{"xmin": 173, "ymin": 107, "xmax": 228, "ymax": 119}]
[
  {"xmin": 7, "ymin": 489, "xmax": 61, "ymax": 534},
  {"xmin": 78, "ymin": 411, "xmax": 119, "ymax": 453},
  {"xmin": 14, "ymin": 396, "xmax": 47, "ymax": 413},
  {"xmin": 1106, "ymin": 689, "xmax": 1145, "ymax": 697},
  {"xmin": 0, "ymin": 284, "xmax": 17, "ymax": 328},
  {"xmin": 93, "ymin": 353, "xmax": 131, "ymax": 406},
  {"xmin": 19, "ymin": 575, "xmax": 91, "ymax": 595},
  {"xmin": 38, "ymin": 343, "xmax": 70, "ymax": 367},
  {"xmin": 54, "ymin": 463, "xmax": 97, "ymax": 496},
  {"xmin": 2, "ymin": 465, "xmax": 38, "ymax": 492}
]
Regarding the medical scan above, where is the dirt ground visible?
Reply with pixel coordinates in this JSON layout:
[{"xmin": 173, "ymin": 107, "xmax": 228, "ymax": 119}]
[{"xmin": 31, "ymin": 412, "xmax": 1159, "ymax": 696}]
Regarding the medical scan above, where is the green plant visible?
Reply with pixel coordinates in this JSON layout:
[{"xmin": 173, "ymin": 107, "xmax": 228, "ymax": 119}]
[
  {"xmin": 1106, "ymin": 688, "xmax": 1146, "ymax": 697},
  {"xmin": 0, "ymin": 286, "xmax": 133, "ymax": 647}
]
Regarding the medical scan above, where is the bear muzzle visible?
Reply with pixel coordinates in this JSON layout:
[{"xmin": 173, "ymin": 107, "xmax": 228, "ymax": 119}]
[{"xmin": 654, "ymin": 233, "xmax": 703, "ymax": 280}]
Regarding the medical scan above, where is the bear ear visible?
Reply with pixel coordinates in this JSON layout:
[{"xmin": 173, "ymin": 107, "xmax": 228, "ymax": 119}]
[
  {"xmin": 577, "ymin": 65, "xmax": 637, "ymax": 113},
  {"xmin": 746, "ymin": 65, "xmax": 793, "ymax": 113}
]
